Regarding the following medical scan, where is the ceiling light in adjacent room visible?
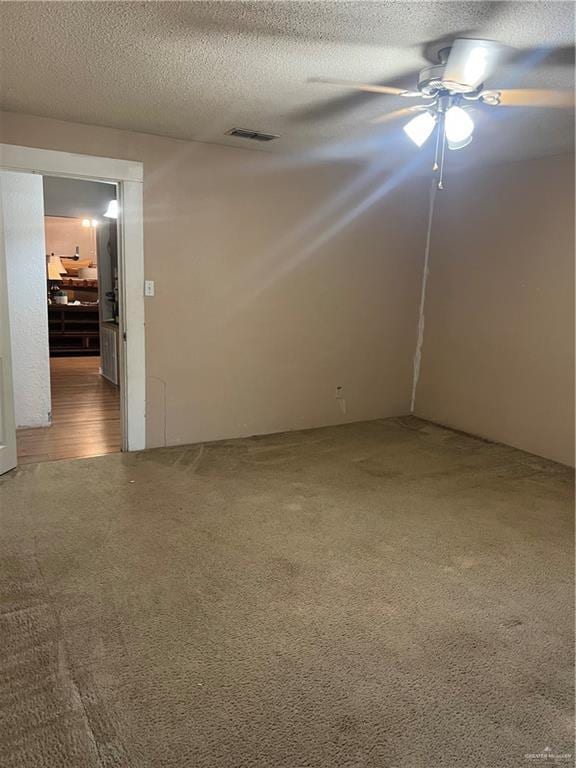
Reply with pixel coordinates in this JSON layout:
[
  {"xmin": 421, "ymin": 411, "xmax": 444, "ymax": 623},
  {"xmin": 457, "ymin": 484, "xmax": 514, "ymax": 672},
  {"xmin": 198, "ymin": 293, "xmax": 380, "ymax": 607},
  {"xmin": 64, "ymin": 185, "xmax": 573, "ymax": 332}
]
[
  {"xmin": 82, "ymin": 218, "xmax": 91, "ymax": 227},
  {"xmin": 403, "ymin": 111, "xmax": 437, "ymax": 147},
  {"xmin": 103, "ymin": 200, "xmax": 118, "ymax": 219}
]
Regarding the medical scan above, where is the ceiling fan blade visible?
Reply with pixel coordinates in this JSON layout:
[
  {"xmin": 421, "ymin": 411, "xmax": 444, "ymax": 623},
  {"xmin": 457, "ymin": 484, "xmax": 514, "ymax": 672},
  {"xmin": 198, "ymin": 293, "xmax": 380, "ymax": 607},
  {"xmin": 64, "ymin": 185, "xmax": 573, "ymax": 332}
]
[
  {"xmin": 442, "ymin": 38, "xmax": 501, "ymax": 92},
  {"xmin": 371, "ymin": 106, "xmax": 428, "ymax": 125},
  {"xmin": 309, "ymin": 77, "xmax": 421, "ymax": 98},
  {"xmin": 481, "ymin": 89, "xmax": 575, "ymax": 108}
]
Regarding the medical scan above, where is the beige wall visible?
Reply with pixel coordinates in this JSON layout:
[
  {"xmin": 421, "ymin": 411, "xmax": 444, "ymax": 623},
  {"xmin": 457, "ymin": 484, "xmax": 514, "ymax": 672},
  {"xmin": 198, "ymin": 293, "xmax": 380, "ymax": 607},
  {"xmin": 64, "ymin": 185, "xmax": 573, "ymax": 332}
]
[
  {"xmin": 415, "ymin": 154, "xmax": 575, "ymax": 466},
  {"xmin": 4, "ymin": 113, "xmax": 571, "ymax": 463},
  {"xmin": 0, "ymin": 111, "xmax": 428, "ymax": 448}
]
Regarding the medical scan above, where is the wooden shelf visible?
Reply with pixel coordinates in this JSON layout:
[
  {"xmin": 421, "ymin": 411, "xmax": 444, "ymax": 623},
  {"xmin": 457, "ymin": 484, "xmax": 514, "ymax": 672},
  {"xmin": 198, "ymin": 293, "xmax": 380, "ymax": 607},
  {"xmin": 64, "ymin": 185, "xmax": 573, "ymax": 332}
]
[
  {"xmin": 59, "ymin": 278, "xmax": 98, "ymax": 291},
  {"xmin": 48, "ymin": 304, "xmax": 100, "ymax": 356}
]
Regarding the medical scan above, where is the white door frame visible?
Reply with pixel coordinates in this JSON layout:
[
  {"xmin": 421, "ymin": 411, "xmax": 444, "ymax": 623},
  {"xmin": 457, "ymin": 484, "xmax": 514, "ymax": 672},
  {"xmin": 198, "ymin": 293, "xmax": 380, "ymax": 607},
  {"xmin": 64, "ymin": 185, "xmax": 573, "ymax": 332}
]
[
  {"xmin": 0, "ymin": 185, "xmax": 17, "ymax": 473},
  {"xmin": 0, "ymin": 144, "xmax": 146, "ymax": 452}
]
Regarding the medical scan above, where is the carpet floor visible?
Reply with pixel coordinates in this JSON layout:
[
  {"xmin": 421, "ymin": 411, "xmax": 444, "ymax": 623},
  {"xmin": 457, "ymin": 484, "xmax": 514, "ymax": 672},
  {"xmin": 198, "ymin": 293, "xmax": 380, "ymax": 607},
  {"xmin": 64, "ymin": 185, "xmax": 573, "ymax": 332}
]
[{"xmin": 0, "ymin": 417, "xmax": 573, "ymax": 767}]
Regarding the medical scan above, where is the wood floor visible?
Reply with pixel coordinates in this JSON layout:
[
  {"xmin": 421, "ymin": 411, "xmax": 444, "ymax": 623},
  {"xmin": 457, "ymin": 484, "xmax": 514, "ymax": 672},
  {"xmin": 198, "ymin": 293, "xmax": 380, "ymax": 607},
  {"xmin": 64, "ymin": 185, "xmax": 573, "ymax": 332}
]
[{"xmin": 16, "ymin": 356, "xmax": 121, "ymax": 464}]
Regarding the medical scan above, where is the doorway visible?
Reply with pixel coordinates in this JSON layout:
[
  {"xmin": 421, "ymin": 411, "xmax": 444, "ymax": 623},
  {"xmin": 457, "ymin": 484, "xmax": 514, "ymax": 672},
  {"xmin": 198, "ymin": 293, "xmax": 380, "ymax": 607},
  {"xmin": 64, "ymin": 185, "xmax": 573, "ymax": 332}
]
[
  {"xmin": 14, "ymin": 176, "xmax": 121, "ymax": 463},
  {"xmin": 0, "ymin": 144, "xmax": 145, "ymax": 475}
]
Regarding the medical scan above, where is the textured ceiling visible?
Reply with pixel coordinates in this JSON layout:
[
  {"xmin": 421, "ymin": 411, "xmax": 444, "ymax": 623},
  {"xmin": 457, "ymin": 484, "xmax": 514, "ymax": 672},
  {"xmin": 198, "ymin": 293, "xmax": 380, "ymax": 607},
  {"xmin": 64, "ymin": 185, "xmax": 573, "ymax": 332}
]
[{"xmin": 0, "ymin": 2, "xmax": 574, "ymax": 168}]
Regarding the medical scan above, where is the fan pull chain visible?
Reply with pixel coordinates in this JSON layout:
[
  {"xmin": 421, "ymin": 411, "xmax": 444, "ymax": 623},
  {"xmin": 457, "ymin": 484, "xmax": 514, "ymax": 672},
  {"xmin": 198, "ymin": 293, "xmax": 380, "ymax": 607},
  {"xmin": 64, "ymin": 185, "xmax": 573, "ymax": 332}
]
[
  {"xmin": 432, "ymin": 117, "xmax": 442, "ymax": 173},
  {"xmin": 438, "ymin": 132, "xmax": 447, "ymax": 190},
  {"xmin": 437, "ymin": 111, "xmax": 447, "ymax": 190}
]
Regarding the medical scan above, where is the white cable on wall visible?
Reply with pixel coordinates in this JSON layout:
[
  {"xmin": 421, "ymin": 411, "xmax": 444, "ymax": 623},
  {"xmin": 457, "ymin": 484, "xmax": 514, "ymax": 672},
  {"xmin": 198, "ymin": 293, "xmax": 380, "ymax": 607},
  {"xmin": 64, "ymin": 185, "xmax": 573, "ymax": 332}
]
[{"xmin": 410, "ymin": 177, "xmax": 438, "ymax": 413}]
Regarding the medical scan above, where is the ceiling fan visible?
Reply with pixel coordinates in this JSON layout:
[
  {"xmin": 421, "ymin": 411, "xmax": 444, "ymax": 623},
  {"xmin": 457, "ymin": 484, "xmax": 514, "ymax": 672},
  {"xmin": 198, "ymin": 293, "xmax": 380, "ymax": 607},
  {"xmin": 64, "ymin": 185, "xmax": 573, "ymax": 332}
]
[{"xmin": 311, "ymin": 38, "xmax": 574, "ymax": 188}]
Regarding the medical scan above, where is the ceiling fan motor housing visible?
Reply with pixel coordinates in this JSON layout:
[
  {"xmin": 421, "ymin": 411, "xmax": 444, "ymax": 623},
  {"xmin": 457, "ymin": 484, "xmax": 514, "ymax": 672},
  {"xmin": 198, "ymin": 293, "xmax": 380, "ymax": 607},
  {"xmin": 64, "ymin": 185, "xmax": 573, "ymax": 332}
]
[
  {"xmin": 418, "ymin": 58, "xmax": 485, "ymax": 97},
  {"xmin": 417, "ymin": 64, "xmax": 446, "ymax": 96}
]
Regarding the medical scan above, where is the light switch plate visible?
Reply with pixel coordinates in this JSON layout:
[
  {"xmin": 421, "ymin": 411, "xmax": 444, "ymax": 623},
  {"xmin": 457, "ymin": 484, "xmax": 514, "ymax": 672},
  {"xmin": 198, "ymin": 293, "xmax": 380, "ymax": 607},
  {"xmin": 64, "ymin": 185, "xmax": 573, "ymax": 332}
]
[{"xmin": 144, "ymin": 280, "xmax": 155, "ymax": 297}]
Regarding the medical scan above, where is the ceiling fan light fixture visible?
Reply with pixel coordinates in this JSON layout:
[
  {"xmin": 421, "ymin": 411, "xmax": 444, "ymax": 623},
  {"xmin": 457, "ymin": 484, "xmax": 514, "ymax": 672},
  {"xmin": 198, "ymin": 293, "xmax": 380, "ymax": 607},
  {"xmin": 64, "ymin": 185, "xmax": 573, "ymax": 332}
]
[
  {"xmin": 446, "ymin": 135, "xmax": 473, "ymax": 151},
  {"xmin": 444, "ymin": 106, "xmax": 474, "ymax": 149},
  {"xmin": 403, "ymin": 111, "xmax": 437, "ymax": 147}
]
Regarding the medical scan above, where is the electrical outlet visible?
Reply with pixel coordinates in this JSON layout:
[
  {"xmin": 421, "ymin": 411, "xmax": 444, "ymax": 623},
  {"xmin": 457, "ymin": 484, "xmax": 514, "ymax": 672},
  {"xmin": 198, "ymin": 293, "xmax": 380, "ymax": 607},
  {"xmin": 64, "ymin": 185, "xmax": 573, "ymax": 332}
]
[
  {"xmin": 335, "ymin": 385, "xmax": 346, "ymax": 414},
  {"xmin": 144, "ymin": 280, "xmax": 155, "ymax": 297}
]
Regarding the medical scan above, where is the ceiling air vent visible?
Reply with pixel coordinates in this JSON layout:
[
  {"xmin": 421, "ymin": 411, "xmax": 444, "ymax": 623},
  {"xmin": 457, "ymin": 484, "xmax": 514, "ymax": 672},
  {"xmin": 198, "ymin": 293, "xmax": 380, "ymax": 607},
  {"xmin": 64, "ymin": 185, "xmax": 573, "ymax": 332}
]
[{"xmin": 226, "ymin": 128, "xmax": 279, "ymax": 142}]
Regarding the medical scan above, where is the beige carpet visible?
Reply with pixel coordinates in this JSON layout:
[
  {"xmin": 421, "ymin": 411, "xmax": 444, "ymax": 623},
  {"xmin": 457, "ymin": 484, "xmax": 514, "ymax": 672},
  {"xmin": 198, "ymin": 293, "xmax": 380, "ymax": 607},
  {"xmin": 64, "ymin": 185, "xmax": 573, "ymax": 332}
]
[{"xmin": 1, "ymin": 417, "xmax": 573, "ymax": 767}]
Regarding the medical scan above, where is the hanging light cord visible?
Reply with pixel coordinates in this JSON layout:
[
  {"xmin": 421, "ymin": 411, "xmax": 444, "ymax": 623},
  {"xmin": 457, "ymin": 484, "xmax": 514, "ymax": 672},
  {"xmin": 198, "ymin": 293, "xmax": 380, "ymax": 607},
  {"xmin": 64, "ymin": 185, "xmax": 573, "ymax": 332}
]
[{"xmin": 410, "ymin": 175, "xmax": 438, "ymax": 412}]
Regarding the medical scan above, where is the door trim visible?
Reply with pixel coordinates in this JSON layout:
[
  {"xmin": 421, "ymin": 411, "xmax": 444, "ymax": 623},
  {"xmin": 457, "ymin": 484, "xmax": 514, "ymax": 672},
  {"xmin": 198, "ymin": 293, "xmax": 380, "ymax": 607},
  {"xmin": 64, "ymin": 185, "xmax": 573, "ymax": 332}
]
[
  {"xmin": 0, "ymin": 185, "xmax": 17, "ymax": 473},
  {"xmin": 0, "ymin": 143, "xmax": 146, "ymax": 452}
]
